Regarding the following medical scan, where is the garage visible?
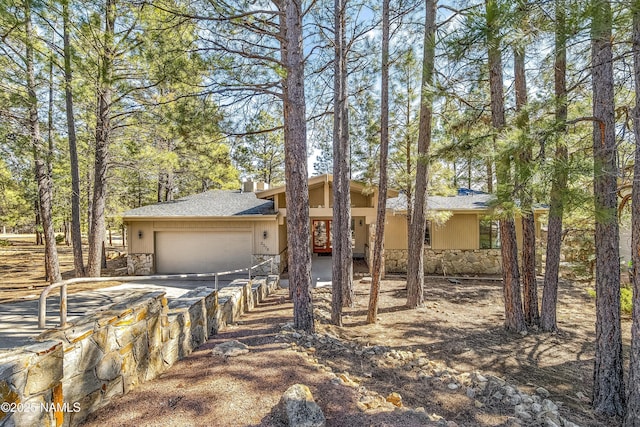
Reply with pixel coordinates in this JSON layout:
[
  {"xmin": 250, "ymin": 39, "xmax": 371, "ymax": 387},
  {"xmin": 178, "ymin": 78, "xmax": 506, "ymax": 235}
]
[{"xmin": 155, "ymin": 230, "xmax": 253, "ymax": 274}]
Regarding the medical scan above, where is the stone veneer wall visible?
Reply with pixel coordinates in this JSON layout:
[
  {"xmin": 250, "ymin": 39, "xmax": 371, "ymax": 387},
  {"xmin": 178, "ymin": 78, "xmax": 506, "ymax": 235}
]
[
  {"xmin": 127, "ymin": 254, "xmax": 154, "ymax": 275},
  {"xmin": 127, "ymin": 253, "xmax": 288, "ymax": 276},
  {"xmin": 251, "ymin": 254, "xmax": 283, "ymax": 276},
  {"xmin": 385, "ymin": 249, "xmax": 502, "ymax": 275},
  {"xmin": 0, "ymin": 276, "xmax": 279, "ymax": 427}
]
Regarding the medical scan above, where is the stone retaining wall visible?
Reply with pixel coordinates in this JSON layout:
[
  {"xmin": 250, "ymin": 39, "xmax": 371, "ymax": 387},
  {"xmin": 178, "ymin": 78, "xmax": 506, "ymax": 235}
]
[
  {"xmin": 385, "ymin": 249, "xmax": 502, "ymax": 275},
  {"xmin": 251, "ymin": 254, "xmax": 282, "ymax": 275},
  {"xmin": 0, "ymin": 340, "xmax": 64, "ymax": 427},
  {"xmin": 0, "ymin": 275, "xmax": 279, "ymax": 427}
]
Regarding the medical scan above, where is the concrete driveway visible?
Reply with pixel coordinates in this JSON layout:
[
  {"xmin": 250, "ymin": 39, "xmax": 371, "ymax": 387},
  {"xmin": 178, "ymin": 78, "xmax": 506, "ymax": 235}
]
[{"xmin": 0, "ymin": 275, "xmax": 247, "ymax": 350}]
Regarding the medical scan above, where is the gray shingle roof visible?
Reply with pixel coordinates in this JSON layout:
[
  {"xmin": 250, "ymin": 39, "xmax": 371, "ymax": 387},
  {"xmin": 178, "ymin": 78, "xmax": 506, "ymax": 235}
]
[
  {"xmin": 386, "ymin": 193, "xmax": 494, "ymax": 212},
  {"xmin": 122, "ymin": 190, "xmax": 276, "ymax": 218}
]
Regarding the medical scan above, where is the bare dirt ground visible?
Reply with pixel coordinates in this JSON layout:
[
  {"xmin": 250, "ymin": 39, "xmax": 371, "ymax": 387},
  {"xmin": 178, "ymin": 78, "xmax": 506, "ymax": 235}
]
[
  {"xmin": 0, "ymin": 236, "xmax": 632, "ymax": 426},
  {"xmin": 0, "ymin": 235, "xmax": 127, "ymax": 302}
]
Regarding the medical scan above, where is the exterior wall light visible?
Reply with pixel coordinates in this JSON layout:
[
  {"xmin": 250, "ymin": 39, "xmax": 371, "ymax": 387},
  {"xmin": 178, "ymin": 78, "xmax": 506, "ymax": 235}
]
[
  {"xmin": 263, "ymin": 230, "xmax": 268, "ymax": 239},
  {"xmin": 138, "ymin": 230, "xmax": 143, "ymax": 239}
]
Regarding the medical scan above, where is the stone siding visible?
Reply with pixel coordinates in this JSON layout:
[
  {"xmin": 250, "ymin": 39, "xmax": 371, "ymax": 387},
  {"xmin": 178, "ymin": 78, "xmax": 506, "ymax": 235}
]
[
  {"xmin": 251, "ymin": 254, "xmax": 282, "ymax": 275},
  {"xmin": 385, "ymin": 249, "xmax": 502, "ymax": 275},
  {"xmin": 0, "ymin": 276, "xmax": 279, "ymax": 427},
  {"xmin": 127, "ymin": 253, "xmax": 287, "ymax": 276},
  {"xmin": 127, "ymin": 254, "xmax": 154, "ymax": 275}
]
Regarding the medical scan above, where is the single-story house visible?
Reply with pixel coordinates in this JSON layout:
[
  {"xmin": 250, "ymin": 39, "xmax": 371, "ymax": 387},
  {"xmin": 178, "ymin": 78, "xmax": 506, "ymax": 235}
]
[
  {"xmin": 123, "ymin": 174, "xmax": 547, "ymax": 276},
  {"xmin": 383, "ymin": 191, "xmax": 547, "ymax": 275}
]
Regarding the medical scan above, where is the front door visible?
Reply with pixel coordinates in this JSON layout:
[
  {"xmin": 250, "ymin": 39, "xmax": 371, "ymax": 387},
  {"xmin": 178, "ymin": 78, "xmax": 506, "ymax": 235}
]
[{"xmin": 312, "ymin": 220, "xmax": 332, "ymax": 254}]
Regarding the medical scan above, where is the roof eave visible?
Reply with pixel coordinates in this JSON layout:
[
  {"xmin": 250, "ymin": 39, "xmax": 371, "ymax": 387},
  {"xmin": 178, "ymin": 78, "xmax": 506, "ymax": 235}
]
[
  {"xmin": 389, "ymin": 207, "xmax": 550, "ymax": 215},
  {"xmin": 390, "ymin": 208, "xmax": 489, "ymax": 215},
  {"xmin": 123, "ymin": 214, "xmax": 279, "ymax": 221},
  {"xmin": 256, "ymin": 174, "xmax": 400, "ymax": 199}
]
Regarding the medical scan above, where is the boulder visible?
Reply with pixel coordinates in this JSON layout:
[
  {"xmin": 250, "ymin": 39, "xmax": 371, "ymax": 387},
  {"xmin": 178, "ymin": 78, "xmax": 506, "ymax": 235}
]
[
  {"xmin": 211, "ymin": 340, "xmax": 249, "ymax": 357},
  {"xmin": 278, "ymin": 384, "xmax": 326, "ymax": 427}
]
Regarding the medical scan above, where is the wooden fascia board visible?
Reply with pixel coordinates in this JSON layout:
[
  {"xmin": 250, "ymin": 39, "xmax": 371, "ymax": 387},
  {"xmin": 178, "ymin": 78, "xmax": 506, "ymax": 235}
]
[{"xmin": 123, "ymin": 215, "xmax": 279, "ymax": 222}]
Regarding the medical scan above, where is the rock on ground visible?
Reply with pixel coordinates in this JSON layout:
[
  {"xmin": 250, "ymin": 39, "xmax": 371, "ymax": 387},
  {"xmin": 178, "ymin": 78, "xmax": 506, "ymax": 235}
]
[
  {"xmin": 211, "ymin": 340, "xmax": 249, "ymax": 357},
  {"xmin": 278, "ymin": 384, "xmax": 326, "ymax": 427}
]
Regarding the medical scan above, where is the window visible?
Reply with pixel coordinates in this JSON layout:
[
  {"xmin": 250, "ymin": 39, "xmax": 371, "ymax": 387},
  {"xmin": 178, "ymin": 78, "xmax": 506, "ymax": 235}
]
[
  {"xmin": 424, "ymin": 221, "xmax": 432, "ymax": 247},
  {"xmin": 479, "ymin": 219, "xmax": 500, "ymax": 249},
  {"xmin": 350, "ymin": 219, "xmax": 356, "ymax": 249}
]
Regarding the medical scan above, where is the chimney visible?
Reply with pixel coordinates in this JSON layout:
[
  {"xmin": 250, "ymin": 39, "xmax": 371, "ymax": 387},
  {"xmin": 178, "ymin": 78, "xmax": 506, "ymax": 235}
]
[
  {"xmin": 243, "ymin": 180, "xmax": 256, "ymax": 193},
  {"xmin": 243, "ymin": 180, "xmax": 269, "ymax": 193}
]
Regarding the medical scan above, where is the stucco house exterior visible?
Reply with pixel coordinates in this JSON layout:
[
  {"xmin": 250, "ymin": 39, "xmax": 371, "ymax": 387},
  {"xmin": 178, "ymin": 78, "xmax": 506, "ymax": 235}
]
[
  {"xmin": 123, "ymin": 174, "xmax": 547, "ymax": 276},
  {"xmin": 383, "ymin": 191, "xmax": 547, "ymax": 275}
]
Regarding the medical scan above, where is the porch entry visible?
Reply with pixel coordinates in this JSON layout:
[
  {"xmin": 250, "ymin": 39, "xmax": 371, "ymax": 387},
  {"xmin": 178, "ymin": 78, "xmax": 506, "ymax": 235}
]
[{"xmin": 312, "ymin": 219, "xmax": 332, "ymax": 254}]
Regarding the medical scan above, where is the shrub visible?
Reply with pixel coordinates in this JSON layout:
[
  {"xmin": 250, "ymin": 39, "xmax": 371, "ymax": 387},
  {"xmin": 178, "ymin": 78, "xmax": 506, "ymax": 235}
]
[
  {"xmin": 621, "ymin": 286, "xmax": 633, "ymax": 315},
  {"xmin": 55, "ymin": 234, "xmax": 65, "ymax": 244},
  {"xmin": 586, "ymin": 286, "xmax": 633, "ymax": 315},
  {"xmin": 0, "ymin": 239, "xmax": 10, "ymax": 247}
]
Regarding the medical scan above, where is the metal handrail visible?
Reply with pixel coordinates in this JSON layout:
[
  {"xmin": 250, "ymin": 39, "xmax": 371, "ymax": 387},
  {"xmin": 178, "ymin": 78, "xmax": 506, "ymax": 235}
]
[{"xmin": 38, "ymin": 258, "xmax": 274, "ymax": 329}]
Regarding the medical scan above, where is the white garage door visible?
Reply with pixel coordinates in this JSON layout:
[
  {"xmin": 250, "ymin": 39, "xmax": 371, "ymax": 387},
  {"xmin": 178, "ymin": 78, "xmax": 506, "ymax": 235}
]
[{"xmin": 155, "ymin": 231, "xmax": 252, "ymax": 274}]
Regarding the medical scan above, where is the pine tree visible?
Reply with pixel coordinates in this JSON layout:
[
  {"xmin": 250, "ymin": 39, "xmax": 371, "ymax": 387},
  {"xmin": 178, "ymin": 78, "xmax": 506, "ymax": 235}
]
[
  {"xmin": 62, "ymin": 0, "xmax": 85, "ymax": 276},
  {"xmin": 331, "ymin": 0, "xmax": 353, "ymax": 325},
  {"xmin": 485, "ymin": 0, "xmax": 526, "ymax": 333},
  {"xmin": 624, "ymin": 3, "xmax": 640, "ymax": 423},
  {"xmin": 540, "ymin": 0, "xmax": 569, "ymax": 332},
  {"xmin": 513, "ymin": 0, "xmax": 538, "ymax": 328},
  {"xmin": 283, "ymin": 0, "xmax": 315, "ymax": 332},
  {"xmin": 367, "ymin": 0, "xmax": 390, "ymax": 324},
  {"xmin": 25, "ymin": 0, "xmax": 62, "ymax": 283},
  {"xmin": 591, "ymin": 0, "xmax": 625, "ymax": 417},
  {"xmin": 406, "ymin": 0, "xmax": 436, "ymax": 309},
  {"xmin": 87, "ymin": 0, "xmax": 116, "ymax": 277}
]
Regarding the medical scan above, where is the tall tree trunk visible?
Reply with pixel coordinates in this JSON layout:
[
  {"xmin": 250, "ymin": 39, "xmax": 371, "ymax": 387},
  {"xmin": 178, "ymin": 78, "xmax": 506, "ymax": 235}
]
[
  {"xmin": 591, "ymin": 0, "xmax": 624, "ymax": 417},
  {"xmin": 514, "ymin": 26, "xmax": 538, "ymax": 327},
  {"xmin": 25, "ymin": 0, "xmax": 61, "ymax": 284},
  {"xmin": 406, "ymin": 0, "xmax": 436, "ymax": 308},
  {"xmin": 87, "ymin": 166, "xmax": 92, "ymax": 232},
  {"xmin": 541, "ymin": 0, "xmax": 568, "ymax": 332},
  {"xmin": 63, "ymin": 219, "xmax": 70, "ymax": 246},
  {"xmin": 367, "ymin": 0, "xmax": 390, "ymax": 324},
  {"xmin": 157, "ymin": 172, "xmax": 164, "ymax": 202},
  {"xmin": 331, "ymin": 0, "xmax": 353, "ymax": 325},
  {"xmin": 625, "ymin": 4, "xmax": 640, "ymax": 424},
  {"xmin": 35, "ymin": 200, "xmax": 43, "ymax": 245},
  {"xmin": 405, "ymin": 64, "xmax": 413, "ymax": 235},
  {"xmin": 47, "ymin": 48, "xmax": 54, "ymax": 176},
  {"xmin": 486, "ymin": 160, "xmax": 493, "ymax": 193},
  {"xmin": 165, "ymin": 170, "xmax": 174, "ymax": 201},
  {"xmin": 87, "ymin": 0, "xmax": 116, "ymax": 277},
  {"xmin": 331, "ymin": 0, "xmax": 343, "ymax": 325},
  {"xmin": 63, "ymin": 0, "xmax": 85, "ymax": 276},
  {"xmin": 486, "ymin": 0, "xmax": 526, "ymax": 333},
  {"xmin": 339, "ymin": 19, "xmax": 353, "ymax": 310},
  {"xmin": 281, "ymin": 0, "xmax": 314, "ymax": 333}
]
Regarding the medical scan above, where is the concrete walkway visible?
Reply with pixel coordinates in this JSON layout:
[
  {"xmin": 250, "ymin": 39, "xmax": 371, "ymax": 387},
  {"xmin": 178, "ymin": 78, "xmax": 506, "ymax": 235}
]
[
  {"xmin": 280, "ymin": 254, "xmax": 369, "ymax": 289},
  {"xmin": 311, "ymin": 254, "xmax": 333, "ymax": 288},
  {"xmin": 0, "ymin": 276, "xmax": 247, "ymax": 350},
  {"xmin": 279, "ymin": 253, "xmax": 334, "ymax": 289}
]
